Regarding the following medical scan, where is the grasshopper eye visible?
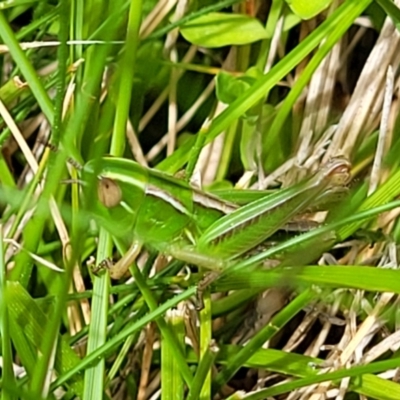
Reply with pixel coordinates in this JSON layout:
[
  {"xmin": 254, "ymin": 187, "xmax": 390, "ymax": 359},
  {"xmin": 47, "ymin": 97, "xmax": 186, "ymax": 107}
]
[
  {"xmin": 324, "ymin": 157, "xmax": 352, "ymax": 187},
  {"xmin": 328, "ymin": 163, "xmax": 351, "ymax": 186},
  {"xmin": 98, "ymin": 177, "xmax": 122, "ymax": 208}
]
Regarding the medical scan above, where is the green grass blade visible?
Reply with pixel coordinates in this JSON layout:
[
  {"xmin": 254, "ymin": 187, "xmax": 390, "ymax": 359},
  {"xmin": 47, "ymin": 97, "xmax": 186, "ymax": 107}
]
[
  {"xmin": 376, "ymin": 0, "xmax": 400, "ymax": 31},
  {"xmin": 337, "ymin": 167, "xmax": 400, "ymax": 240},
  {"xmin": 215, "ymin": 266, "xmax": 400, "ymax": 294},
  {"xmin": 212, "ymin": 288, "xmax": 315, "ymax": 392},
  {"xmin": 129, "ymin": 261, "xmax": 194, "ymax": 387},
  {"xmin": 188, "ymin": 345, "xmax": 400, "ymax": 399},
  {"xmin": 51, "ymin": 287, "xmax": 196, "ymax": 391},
  {"xmin": 242, "ymin": 358, "xmax": 400, "ymax": 399},
  {"xmin": 0, "ymin": 11, "xmax": 53, "ymax": 123},
  {"xmin": 51, "ymin": 0, "xmax": 68, "ymax": 147},
  {"xmin": 255, "ymin": 0, "xmax": 284, "ymax": 70},
  {"xmin": 82, "ymin": 231, "xmax": 111, "ymax": 400},
  {"xmin": 187, "ymin": 342, "xmax": 219, "ymax": 400},
  {"xmin": 231, "ymin": 198, "xmax": 400, "ymax": 273},
  {"xmin": 111, "ymin": 0, "xmax": 143, "ymax": 156},
  {"xmin": 161, "ymin": 310, "xmax": 185, "ymax": 400},
  {"xmin": 0, "ymin": 227, "xmax": 15, "ymax": 400},
  {"xmin": 264, "ymin": 4, "xmax": 366, "ymax": 167},
  {"xmin": 157, "ymin": 0, "xmax": 372, "ymax": 173},
  {"xmin": 199, "ymin": 289, "xmax": 212, "ymax": 399}
]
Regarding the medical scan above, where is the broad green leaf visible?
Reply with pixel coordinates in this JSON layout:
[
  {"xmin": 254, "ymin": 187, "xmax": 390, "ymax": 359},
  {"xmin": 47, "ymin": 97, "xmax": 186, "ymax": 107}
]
[
  {"xmin": 216, "ymin": 67, "xmax": 262, "ymax": 105},
  {"xmin": 282, "ymin": 12, "xmax": 302, "ymax": 33},
  {"xmin": 6, "ymin": 281, "xmax": 84, "ymax": 396},
  {"xmin": 181, "ymin": 12, "xmax": 268, "ymax": 47},
  {"xmin": 285, "ymin": 0, "xmax": 332, "ymax": 19},
  {"xmin": 216, "ymin": 67, "xmax": 263, "ymax": 125},
  {"xmin": 216, "ymin": 71, "xmax": 253, "ymax": 105}
]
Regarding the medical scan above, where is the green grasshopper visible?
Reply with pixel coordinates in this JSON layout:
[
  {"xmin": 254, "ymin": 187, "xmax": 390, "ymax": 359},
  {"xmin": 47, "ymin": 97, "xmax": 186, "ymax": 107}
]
[{"xmin": 81, "ymin": 156, "xmax": 351, "ymax": 279}]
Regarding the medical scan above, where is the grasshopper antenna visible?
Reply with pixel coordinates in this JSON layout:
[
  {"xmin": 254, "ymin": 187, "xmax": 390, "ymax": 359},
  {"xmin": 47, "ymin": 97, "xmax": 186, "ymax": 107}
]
[
  {"xmin": 38, "ymin": 139, "xmax": 85, "ymax": 186},
  {"xmin": 38, "ymin": 139, "xmax": 83, "ymax": 171}
]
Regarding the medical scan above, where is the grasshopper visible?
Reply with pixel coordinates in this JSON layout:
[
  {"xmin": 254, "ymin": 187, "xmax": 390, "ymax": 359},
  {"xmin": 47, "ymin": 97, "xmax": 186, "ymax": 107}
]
[{"xmin": 81, "ymin": 156, "xmax": 351, "ymax": 279}]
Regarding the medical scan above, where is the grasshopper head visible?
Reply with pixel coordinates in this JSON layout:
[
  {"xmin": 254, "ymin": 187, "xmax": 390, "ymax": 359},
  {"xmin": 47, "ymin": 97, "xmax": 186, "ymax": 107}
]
[
  {"xmin": 322, "ymin": 157, "xmax": 352, "ymax": 187},
  {"xmin": 81, "ymin": 158, "xmax": 147, "ymax": 239}
]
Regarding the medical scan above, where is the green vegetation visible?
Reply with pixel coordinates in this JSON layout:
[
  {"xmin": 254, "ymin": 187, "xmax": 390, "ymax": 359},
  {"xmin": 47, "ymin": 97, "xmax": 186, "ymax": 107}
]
[{"xmin": 1, "ymin": 0, "xmax": 400, "ymax": 399}]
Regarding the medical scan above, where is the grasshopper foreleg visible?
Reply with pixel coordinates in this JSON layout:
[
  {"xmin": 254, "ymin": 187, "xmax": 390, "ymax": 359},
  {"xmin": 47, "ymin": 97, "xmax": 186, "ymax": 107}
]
[
  {"xmin": 91, "ymin": 258, "xmax": 113, "ymax": 276},
  {"xmin": 91, "ymin": 241, "xmax": 142, "ymax": 279}
]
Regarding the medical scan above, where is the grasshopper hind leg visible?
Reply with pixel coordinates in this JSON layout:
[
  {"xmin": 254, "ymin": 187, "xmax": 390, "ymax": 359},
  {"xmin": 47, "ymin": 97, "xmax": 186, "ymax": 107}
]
[{"xmin": 196, "ymin": 271, "xmax": 220, "ymax": 310}]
